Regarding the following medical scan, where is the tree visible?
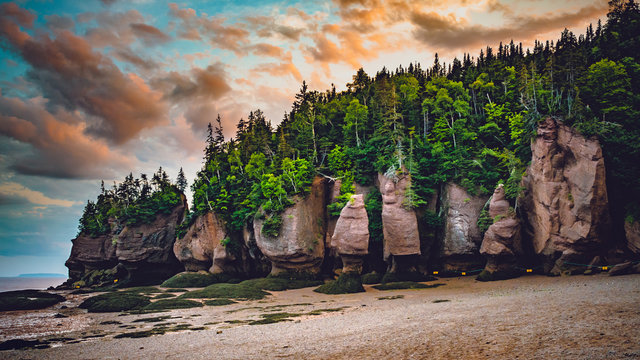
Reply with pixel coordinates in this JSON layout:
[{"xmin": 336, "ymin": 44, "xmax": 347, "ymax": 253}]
[
  {"xmin": 176, "ymin": 168, "xmax": 187, "ymax": 192},
  {"xmin": 344, "ymin": 99, "xmax": 368, "ymax": 147}
]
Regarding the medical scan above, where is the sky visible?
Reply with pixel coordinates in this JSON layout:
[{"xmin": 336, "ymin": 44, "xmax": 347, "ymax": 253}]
[{"xmin": 0, "ymin": 0, "xmax": 608, "ymax": 277}]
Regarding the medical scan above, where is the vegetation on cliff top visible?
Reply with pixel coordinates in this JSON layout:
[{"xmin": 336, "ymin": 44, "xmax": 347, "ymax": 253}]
[{"xmin": 79, "ymin": 1, "xmax": 640, "ymax": 247}]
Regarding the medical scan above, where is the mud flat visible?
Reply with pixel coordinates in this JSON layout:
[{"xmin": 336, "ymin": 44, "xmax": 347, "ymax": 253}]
[{"xmin": 2, "ymin": 273, "xmax": 639, "ymax": 359}]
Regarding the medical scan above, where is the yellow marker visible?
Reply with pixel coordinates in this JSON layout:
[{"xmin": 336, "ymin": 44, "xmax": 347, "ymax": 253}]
[
  {"xmin": 433, "ymin": 271, "xmax": 439, "ymax": 275},
  {"xmin": 526, "ymin": 269, "xmax": 533, "ymax": 273},
  {"xmin": 601, "ymin": 266, "xmax": 608, "ymax": 271},
  {"xmin": 75, "ymin": 285, "xmax": 80, "ymax": 289},
  {"xmin": 114, "ymin": 279, "xmax": 118, "ymax": 283},
  {"xmin": 461, "ymin": 272, "xmax": 466, "ymax": 276}
]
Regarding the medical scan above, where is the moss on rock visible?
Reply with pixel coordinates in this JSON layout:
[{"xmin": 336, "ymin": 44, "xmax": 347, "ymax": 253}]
[
  {"xmin": 314, "ymin": 273, "xmax": 365, "ymax": 294},
  {"xmin": 79, "ymin": 292, "xmax": 150, "ymax": 312},
  {"xmin": 0, "ymin": 290, "xmax": 65, "ymax": 311}
]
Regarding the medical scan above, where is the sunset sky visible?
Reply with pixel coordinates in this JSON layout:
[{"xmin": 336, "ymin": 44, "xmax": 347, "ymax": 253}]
[{"xmin": 0, "ymin": 0, "xmax": 607, "ymax": 276}]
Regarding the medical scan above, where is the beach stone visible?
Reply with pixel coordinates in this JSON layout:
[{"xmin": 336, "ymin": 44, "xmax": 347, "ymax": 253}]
[{"xmin": 521, "ymin": 117, "xmax": 610, "ymax": 274}]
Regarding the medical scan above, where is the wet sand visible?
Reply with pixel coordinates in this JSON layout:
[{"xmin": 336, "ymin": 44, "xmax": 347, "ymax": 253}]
[{"xmin": 1, "ymin": 273, "xmax": 639, "ymax": 359}]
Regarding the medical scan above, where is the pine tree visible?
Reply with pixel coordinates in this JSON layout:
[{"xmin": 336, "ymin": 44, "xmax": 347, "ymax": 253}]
[{"xmin": 176, "ymin": 168, "xmax": 187, "ymax": 192}]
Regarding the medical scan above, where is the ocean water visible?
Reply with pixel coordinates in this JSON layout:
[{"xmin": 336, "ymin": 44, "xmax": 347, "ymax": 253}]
[{"xmin": 0, "ymin": 277, "xmax": 67, "ymax": 292}]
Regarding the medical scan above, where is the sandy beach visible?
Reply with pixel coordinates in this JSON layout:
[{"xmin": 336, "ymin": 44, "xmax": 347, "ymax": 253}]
[{"xmin": 1, "ymin": 273, "xmax": 639, "ymax": 360}]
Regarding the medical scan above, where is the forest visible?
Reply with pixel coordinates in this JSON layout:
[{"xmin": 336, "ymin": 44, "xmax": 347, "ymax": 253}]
[{"xmin": 78, "ymin": 0, "xmax": 640, "ymax": 252}]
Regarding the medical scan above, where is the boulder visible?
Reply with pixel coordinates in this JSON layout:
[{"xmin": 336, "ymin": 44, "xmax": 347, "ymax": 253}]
[
  {"xmin": 521, "ymin": 117, "xmax": 610, "ymax": 274},
  {"xmin": 608, "ymin": 262, "xmax": 640, "ymax": 276},
  {"xmin": 332, "ymin": 194, "xmax": 369, "ymax": 273},
  {"xmin": 479, "ymin": 184, "xmax": 521, "ymax": 279},
  {"xmin": 624, "ymin": 219, "xmax": 640, "ymax": 255},
  {"xmin": 378, "ymin": 172, "xmax": 421, "ymax": 261},
  {"xmin": 254, "ymin": 176, "xmax": 326, "ymax": 276},
  {"xmin": 440, "ymin": 182, "xmax": 489, "ymax": 270}
]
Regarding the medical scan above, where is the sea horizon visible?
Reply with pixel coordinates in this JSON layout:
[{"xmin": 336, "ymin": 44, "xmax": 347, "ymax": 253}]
[{"xmin": 0, "ymin": 276, "xmax": 67, "ymax": 292}]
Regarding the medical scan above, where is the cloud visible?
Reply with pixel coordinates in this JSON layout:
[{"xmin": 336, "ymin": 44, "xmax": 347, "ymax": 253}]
[
  {"xmin": 44, "ymin": 14, "xmax": 74, "ymax": 31},
  {"xmin": 130, "ymin": 23, "xmax": 171, "ymax": 45},
  {"xmin": 169, "ymin": 3, "xmax": 250, "ymax": 55},
  {"xmin": 0, "ymin": 182, "xmax": 78, "ymax": 207},
  {"xmin": 245, "ymin": 15, "xmax": 305, "ymax": 41},
  {"xmin": 0, "ymin": 95, "xmax": 133, "ymax": 179},
  {"xmin": 161, "ymin": 63, "xmax": 232, "ymax": 102},
  {"xmin": 410, "ymin": 4, "xmax": 607, "ymax": 51},
  {"xmin": 253, "ymin": 61, "xmax": 303, "ymax": 82},
  {"xmin": 0, "ymin": 7, "xmax": 168, "ymax": 144},
  {"xmin": 251, "ymin": 43, "xmax": 285, "ymax": 59}
]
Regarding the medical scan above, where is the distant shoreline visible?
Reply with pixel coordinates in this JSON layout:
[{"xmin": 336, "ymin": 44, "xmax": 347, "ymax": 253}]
[{"xmin": 0, "ymin": 277, "xmax": 67, "ymax": 292}]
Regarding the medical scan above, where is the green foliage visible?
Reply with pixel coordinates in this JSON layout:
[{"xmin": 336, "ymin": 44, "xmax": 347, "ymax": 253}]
[
  {"xmin": 0, "ymin": 290, "xmax": 65, "ymax": 311},
  {"xmin": 314, "ymin": 273, "xmax": 365, "ymax": 294},
  {"xmin": 261, "ymin": 213, "xmax": 283, "ymax": 237},
  {"xmin": 78, "ymin": 169, "xmax": 183, "ymax": 238},
  {"xmin": 365, "ymin": 188, "xmax": 383, "ymax": 243},
  {"xmin": 477, "ymin": 209, "xmax": 493, "ymax": 235},
  {"xmin": 79, "ymin": 292, "xmax": 151, "ymax": 312}
]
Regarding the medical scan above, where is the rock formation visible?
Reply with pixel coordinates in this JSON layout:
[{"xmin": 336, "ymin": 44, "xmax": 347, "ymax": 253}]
[
  {"xmin": 479, "ymin": 184, "xmax": 521, "ymax": 279},
  {"xmin": 521, "ymin": 117, "xmax": 610, "ymax": 274},
  {"xmin": 378, "ymin": 172, "xmax": 421, "ymax": 264},
  {"xmin": 173, "ymin": 211, "xmax": 249, "ymax": 275},
  {"xmin": 66, "ymin": 196, "xmax": 187, "ymax": 286},
  {"xmin": 624, "ymin": 220, "xmax": 640, "ymax": 255},
  {"xmin": 173, "ymin": 212, "xmax": 224, "ymax": 272},
  {"xmin": 254, "ymin": 176, "xmax": 326, "ymax": 276},
  {"xmin": 440, "ymin": 183, "xmax": 489, "ymax": 270},
  {"xmin": 331, "ymin": 194, "xmax": 369, "ymax": 274}
]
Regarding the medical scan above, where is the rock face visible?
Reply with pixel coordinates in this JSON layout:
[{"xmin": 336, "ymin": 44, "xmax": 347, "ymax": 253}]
[
  {"xmin": 521, "ymin": 117, "xmax": 610, "ymax": 273},
  {"xmin": 440, "ymin": 183, "xmax": 489, "ymax": 270},
  {"xmin": 172, "ymin": 211, "xmax": 247, "ymax": 275},
  {"xmin": 66, "ymin": 196, "xmax": 187, "ymax": 286},
  {"xmin": 378, "ymin": 172, "xmax": 421, "ymax": 261},
  {"xmin": 173, "ymin": 212, "xmax": 224, "ymax": 272},
  {"xmin": 624, "ymin": 220, "xmax": 640, "ymax": 255},
  {"xmin": 65, "ymin": 233, "xmax": 118, "ymax": 283},
  {"xmin": 332, "ymin": 194, "xmax": 369, "ymax": 273},
  {"xmin": 254, "ymin": 177, "xmax": 326, "ymax": 275},
  {"xmin": 480, "ymin": 184, "xmax": 521, "ymax": 274}
]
